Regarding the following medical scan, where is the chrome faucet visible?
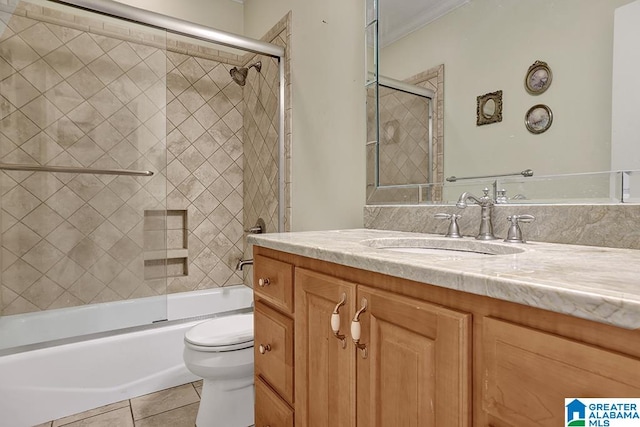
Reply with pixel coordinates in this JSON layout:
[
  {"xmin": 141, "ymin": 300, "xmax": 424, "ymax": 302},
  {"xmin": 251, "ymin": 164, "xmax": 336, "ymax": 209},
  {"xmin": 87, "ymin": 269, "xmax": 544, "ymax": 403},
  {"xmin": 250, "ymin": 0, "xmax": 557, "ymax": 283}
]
[
  {"xmin": 456, "ymin": 188, "xmax": 497, "ymax": 240},
  {"xmin": 235, "ymin": 259, "xmax": 253, "ymax": 271}
]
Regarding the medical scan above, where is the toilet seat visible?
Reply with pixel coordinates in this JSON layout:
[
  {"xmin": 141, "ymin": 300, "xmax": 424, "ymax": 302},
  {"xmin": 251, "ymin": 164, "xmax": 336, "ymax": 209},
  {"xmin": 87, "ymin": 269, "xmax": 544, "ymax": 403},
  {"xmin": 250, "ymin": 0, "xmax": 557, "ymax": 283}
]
[{"xmin": 184, "ymin": 313, "xmax": 253, "ymax": 353}]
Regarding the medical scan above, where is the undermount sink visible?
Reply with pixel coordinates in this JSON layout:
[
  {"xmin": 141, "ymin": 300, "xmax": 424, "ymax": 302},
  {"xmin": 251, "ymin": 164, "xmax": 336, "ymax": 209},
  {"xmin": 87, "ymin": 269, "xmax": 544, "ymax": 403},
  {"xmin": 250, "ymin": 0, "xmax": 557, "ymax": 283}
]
[{"xmin": 361, "ymin": 237, "xmax": 525, "ymax": 257}]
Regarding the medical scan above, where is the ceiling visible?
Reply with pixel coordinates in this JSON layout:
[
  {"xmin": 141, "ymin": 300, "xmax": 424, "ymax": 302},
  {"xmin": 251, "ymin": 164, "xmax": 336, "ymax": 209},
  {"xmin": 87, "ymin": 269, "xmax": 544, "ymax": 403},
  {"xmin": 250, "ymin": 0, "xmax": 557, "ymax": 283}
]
[{"xmin": 378, "ymin": 0, "xmax": 470, "ymax": 47}]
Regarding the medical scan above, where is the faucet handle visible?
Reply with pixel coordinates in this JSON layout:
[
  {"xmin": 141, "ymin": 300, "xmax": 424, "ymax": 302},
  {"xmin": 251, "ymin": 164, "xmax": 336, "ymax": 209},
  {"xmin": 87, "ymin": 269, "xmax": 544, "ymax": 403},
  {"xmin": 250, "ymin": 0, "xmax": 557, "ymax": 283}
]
[
  {"xmin": 504, "ymin": 214, "xmax": 535, "ymax": 243},
  {"xmin": 434, "ymin": 213, "xmax": 462, "ymax": 238},
  {"xmin": 495, "ymin": 189, "xmax": 508, "ymax": 204}
]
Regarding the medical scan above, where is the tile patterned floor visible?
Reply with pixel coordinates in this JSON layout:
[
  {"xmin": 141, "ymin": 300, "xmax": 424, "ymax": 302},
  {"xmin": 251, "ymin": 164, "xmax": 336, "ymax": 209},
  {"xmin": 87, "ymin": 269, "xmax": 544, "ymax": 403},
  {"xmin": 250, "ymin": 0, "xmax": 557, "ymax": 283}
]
[{"xmin": 36, "ymin": 381, "xmax": 203, "ymax": 427}]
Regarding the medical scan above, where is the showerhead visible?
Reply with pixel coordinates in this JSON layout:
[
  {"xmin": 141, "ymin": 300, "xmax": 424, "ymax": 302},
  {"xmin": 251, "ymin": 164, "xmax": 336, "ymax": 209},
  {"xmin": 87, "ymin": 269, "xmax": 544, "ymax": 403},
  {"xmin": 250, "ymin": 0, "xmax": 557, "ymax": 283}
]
[{"xmin": 229, "ymin": 61, "xmax": 262, "ymax": 86}]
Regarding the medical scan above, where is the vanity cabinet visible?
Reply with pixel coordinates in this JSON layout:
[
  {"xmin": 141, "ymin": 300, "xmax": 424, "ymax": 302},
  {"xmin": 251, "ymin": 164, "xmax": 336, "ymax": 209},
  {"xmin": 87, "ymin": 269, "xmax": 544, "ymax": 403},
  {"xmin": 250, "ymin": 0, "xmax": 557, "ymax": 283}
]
[
  {"xmin": 253, "ymin": 254, "xmax": 295, "ymax": 427},
  {"xmin": 253, "ymin": 246, "xmax": 640, "ymax": 427},
  {"xmin": 256, "ymin": 250, "xmax": 471, "ymax": 427},
  {"xmin": 295, "ymin": 267, "xmax": 471, "ymax": 426}
]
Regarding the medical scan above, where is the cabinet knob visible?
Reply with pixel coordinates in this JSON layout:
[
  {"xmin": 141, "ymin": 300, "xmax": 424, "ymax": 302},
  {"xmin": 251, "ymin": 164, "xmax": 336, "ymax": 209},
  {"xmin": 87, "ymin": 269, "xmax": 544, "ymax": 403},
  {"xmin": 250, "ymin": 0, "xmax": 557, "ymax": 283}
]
[
  {"xmin": 259, "ymin": 344, "xmax": 271, "ymax": 354},
  {"xmin": 258, "ymin": 277, "xmax": 270, "ymax": 287}
]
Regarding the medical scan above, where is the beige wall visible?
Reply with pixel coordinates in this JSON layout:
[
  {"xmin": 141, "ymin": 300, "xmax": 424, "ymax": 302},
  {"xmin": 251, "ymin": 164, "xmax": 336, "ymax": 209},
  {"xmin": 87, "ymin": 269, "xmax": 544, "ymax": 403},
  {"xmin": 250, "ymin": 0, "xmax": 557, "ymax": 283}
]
[
  {"xmin": 380, "ymin": 0, "xmax": 632, "ymax": 179},
  {"xmin": 244, "ymin": 0, "xmax": 366, "ymax": 231},
  {"xmin": 612, "ymin": 0, "xmax": 640, "ymax": 171}
]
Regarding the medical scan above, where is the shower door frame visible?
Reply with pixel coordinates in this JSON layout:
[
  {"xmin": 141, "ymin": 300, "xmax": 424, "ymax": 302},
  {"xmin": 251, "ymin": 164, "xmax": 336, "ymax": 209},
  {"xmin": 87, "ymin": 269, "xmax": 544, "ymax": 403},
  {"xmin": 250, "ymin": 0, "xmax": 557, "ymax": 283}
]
[{"xmin": 50, "ymin": 0, "xmax": 287, "ymax": 232}]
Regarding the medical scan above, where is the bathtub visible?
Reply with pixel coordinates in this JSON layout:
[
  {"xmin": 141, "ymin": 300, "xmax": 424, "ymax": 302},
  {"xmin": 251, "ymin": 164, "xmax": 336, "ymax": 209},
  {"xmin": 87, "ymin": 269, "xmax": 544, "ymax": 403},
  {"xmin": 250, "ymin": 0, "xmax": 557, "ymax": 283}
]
[{"xmin": 0, "ymin": 285, "xmax": 253, "ymax": 427}]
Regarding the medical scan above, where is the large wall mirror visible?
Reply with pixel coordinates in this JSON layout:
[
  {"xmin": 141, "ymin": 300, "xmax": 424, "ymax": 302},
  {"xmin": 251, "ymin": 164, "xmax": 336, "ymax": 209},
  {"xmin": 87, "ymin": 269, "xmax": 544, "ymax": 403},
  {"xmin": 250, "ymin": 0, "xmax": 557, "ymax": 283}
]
[{"xmin": 366, "ymin": 0, "xmax": 640, "ymax": 204}]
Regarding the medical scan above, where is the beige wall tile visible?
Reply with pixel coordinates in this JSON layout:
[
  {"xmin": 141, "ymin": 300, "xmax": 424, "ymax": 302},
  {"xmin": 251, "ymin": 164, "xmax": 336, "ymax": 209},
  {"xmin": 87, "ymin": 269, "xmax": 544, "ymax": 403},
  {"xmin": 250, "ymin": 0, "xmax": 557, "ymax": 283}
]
[
  {"xmin": 0, "ymin": 5, "xmax": 290, "ymax": 317},
  {"xmin": 58, "ymin": 406, "xmax": 133, "ymax": 427},
  {"xmin": 46, "ymin": 256, "xmax": 85, "ymax": 289},
  {"xmin": 0, "ymin": 35, "xmax": 39, "ymax": 71},
  {"xmin": 0, "ymin": 111, "xmax": 40, "ymax": 145},
  {"xmin": 20, "ymin": 58, "xmax": 63, "ymax": 93}
]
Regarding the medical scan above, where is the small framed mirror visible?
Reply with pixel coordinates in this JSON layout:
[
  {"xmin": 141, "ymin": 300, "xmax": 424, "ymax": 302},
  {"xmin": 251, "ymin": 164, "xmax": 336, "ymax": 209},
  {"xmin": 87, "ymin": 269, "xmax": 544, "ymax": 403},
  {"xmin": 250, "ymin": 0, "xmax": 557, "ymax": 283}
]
[{"xmin": 477, "ymin": 90, "xmax": 503, "ymax": 126}]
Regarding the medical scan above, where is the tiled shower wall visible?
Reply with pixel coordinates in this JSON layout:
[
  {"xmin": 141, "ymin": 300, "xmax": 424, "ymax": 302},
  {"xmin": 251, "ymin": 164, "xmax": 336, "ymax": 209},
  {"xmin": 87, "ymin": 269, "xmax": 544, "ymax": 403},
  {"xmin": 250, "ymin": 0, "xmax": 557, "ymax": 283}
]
[
  {"xmin": 248, "ymin": 15, "xmax": 291, "ymax": 236},
  {"xmin": 377, "ymin": 86, "xmax": 430, "ymax": 186},
  {"xmin": 242, "ymin": 14, "xmax": 291, "ymax": 286},
  {"xmin": 366, "ymin": 65, "xmax": 444, "ymax": 203},
  {"xmin": 0, "ymin": 1, "xmax": 288, "ymax": 315},
  {"xmin": 0, "ymin": 3, "xmax": 169, "ymax": 315},
  {"xmin": 163, "ymin": 52, "xmax": 246, "ymax": 294}
]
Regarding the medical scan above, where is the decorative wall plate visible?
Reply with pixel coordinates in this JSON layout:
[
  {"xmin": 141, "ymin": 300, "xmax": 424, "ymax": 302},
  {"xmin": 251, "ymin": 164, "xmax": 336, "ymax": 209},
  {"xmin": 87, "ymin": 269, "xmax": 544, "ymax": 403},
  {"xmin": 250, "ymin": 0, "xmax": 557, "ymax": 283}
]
[
  {"xmin": 525, "ymin": 61, "xmax": 552, "ymax": 95},
  {"xmin": 525, "ymin": 104, "xmax": 553, "ymax": 134}
]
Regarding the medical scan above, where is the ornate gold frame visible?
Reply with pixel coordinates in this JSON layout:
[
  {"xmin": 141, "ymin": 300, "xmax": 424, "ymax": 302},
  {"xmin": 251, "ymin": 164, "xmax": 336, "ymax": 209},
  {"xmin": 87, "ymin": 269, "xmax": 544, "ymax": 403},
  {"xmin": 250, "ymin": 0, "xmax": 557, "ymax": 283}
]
[
  {"xmin": 525, "ymin": 60, "xmax": 552, "ymax": 95},
  {"xmin": 476, "ymin": 90, "xmax": 503, "ymax": 126}
]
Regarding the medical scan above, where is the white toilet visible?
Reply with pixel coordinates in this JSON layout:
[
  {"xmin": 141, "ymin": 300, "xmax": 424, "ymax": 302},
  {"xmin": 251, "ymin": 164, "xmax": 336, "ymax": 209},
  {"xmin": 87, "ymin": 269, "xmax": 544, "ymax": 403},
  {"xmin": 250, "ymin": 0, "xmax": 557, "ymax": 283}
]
[{"xmin": 183, "ymin": 312, "xmax": 254, "ymax": 427}]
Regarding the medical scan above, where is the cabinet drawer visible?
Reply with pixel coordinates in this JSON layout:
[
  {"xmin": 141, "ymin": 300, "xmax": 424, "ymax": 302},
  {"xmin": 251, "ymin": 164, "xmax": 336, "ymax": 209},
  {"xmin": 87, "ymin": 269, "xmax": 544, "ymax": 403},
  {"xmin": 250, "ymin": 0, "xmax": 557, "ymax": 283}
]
[
  {"xmin": 483, "ymin": 317, "xmax": 640, "ymax": 427},
  {"xmin": 255, "ymin": 301, "xmax": 294, "ymax": 404},
  {"xmin": 254, "ymin": 255, "xmax": 294, "ymax": 313},
  {"xmin": 255, "ymin": 376, "xmax": 294, "ymax": 427}
]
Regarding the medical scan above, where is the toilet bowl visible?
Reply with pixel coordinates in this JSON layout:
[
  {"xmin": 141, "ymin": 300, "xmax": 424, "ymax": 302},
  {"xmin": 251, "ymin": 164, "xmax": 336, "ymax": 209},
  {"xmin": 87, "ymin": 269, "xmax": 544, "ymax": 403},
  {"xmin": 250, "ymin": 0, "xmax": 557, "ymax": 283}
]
[{"xmin": 183, "ymin": 312, "xmax": 254, "ymax": 427}]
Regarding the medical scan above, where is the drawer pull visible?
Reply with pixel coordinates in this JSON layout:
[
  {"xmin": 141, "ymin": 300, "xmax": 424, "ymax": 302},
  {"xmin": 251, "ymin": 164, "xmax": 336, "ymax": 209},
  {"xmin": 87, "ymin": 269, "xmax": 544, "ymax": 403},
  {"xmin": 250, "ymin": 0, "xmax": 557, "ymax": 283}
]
[
  {"xmin": 258, "ymin": 277, "xmax": 270, "ymax": 287},
  {"xmin": 351, "ymin": 297, "xmax": 368, "ymax": 359},
  {"xmin": 330, "ymin": 293, "xmax": 347, "ymax": 349},
  {"xmin": 259, "ymin": 344, "xmax": 271, "ymax": 354}
]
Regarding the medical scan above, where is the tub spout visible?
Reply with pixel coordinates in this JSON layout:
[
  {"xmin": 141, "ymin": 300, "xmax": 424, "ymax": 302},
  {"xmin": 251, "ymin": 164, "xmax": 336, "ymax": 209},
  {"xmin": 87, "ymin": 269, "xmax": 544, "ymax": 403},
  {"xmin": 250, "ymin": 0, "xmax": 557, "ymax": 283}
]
[{"xmin": 236, "ymin": 259, "xmax": 253, "ymax": 271}]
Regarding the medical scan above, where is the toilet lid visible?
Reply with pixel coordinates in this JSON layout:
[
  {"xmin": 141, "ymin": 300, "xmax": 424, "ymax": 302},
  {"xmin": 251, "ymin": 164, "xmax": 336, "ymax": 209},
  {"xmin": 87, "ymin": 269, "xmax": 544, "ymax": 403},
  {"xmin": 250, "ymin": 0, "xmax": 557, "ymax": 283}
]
[{"xmin": 185, "ymin": 313, "xmax": 253, "ymax": 347}]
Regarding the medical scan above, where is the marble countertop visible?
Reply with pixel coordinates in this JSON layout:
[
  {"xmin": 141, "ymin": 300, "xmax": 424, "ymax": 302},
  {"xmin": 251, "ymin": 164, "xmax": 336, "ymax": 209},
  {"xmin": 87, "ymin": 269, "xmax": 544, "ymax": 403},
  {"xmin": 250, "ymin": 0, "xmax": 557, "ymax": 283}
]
[{"xmin": 249, "ymin": 229, "xmax": 640, "ymax": 330}]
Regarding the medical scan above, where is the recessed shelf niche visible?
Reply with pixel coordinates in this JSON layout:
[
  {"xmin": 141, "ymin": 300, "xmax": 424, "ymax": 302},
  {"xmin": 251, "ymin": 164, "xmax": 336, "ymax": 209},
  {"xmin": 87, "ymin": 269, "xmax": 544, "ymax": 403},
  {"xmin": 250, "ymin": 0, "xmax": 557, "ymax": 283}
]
[{"xmin": 143, "ymin": 210, "xmax": 188, "ymax": 279}]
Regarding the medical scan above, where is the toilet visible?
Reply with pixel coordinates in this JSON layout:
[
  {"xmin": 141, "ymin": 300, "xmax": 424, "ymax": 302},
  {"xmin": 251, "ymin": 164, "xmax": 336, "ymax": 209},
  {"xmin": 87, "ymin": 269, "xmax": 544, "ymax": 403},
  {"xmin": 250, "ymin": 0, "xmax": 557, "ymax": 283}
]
[{"xmin": 183, "ymin": 312, "xmax": 254, "ymax": 427}]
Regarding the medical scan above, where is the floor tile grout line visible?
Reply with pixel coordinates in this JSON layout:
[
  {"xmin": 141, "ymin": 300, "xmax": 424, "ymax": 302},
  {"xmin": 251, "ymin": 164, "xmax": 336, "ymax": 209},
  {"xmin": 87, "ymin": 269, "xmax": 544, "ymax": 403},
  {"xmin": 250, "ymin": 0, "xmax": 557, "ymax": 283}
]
[
  {"xmin": 133, "ymin": 400, "xmax": 201, "ymax": 422},
  {"xmin": 53, "ymin": 405, "xmax": 131, "ymax": 427},
  {"xmin": 128, "ymin": 398, "xmax": 135, "ymax": 425},
  {"xmin": 49, "ymin": 381, "xmax": 203, "ymax": 426},
  {"xmin": 191, "ymin": 381, "xmax": 201, "ymax": 398}
]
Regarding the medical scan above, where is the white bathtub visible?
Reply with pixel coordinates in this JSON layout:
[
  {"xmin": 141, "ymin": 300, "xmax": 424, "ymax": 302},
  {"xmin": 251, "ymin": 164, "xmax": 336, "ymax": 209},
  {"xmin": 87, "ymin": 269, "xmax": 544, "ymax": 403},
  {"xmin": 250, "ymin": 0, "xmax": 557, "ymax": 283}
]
[{"xmin": 0, "ymin": 285, "xmax": 253, "ymax": 427}]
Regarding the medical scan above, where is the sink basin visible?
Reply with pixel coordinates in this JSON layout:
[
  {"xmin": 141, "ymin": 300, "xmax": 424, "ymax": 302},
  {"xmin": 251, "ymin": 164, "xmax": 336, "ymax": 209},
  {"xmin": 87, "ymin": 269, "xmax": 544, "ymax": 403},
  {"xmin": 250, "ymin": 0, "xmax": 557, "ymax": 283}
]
[{"xmin": 361, "ymin": 237, "xmax": 525, "ymax": 257}]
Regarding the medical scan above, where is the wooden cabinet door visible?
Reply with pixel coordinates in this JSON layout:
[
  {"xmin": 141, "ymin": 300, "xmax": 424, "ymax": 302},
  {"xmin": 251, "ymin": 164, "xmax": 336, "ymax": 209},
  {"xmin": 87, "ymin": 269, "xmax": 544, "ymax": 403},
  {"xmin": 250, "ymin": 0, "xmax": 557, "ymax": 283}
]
[
  {"xmin": 483, "ymin": 317, "xmax": 640, "ymax": 427},
  {"xmin": 295, "ymin": 268, "xmax": 357, "ymax": 427},
  {"xmin": 255, "ymin": 376, "xmax": 294, "ymax": 427},
  {"xmin": 356, "ymin": 286, "xmax": 471, "ymax": 427}
]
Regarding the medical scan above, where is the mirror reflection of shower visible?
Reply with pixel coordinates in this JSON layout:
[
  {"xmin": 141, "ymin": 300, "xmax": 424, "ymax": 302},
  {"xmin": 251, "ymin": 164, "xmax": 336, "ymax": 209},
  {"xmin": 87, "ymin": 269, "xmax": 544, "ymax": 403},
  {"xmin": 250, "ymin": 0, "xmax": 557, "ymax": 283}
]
[{"xmin": 229, "ymin": 61, "xmax": 262, "ymax": 86}]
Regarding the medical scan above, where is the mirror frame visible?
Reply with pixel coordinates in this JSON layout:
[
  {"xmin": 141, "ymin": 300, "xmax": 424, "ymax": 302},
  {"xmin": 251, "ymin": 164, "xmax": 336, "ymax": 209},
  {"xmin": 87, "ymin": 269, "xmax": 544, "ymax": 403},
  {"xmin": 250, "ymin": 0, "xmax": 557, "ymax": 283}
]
[{"xmin": 476, "ymin": 90, "xmax": 503, "ymax": 126}]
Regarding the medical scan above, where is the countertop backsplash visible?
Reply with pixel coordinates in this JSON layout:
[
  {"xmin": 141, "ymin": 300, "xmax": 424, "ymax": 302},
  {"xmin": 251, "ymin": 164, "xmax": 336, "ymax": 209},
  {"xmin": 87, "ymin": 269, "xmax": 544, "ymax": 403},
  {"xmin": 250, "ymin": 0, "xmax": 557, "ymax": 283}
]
[{"xmin": 364, "ymin": 204, "xmax": 640, "ymax": 250}]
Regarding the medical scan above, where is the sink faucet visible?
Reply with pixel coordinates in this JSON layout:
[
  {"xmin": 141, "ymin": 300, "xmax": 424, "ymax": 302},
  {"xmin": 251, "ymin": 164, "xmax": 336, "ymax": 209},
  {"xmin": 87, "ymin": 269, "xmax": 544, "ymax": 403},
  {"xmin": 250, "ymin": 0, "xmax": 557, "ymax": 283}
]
[{"xmin": 456, "ymin": 188, "xmax": 497, "ymax": 240}]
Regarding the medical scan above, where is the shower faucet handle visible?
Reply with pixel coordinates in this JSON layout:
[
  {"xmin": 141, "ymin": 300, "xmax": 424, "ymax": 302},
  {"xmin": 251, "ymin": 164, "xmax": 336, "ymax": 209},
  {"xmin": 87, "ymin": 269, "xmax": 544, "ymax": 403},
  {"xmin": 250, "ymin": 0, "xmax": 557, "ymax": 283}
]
[{"xmin": 434, "ymin": 213, "xmax": 462, "ymax": 238}]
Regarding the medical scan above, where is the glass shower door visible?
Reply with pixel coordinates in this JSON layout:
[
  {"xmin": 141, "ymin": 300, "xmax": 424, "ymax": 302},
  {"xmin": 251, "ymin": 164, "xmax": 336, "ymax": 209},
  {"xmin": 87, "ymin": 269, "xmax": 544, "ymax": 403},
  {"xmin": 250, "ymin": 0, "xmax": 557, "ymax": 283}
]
[{"xmin": 0, "ymin": 0, "xmax": 168, "ymax": 351}]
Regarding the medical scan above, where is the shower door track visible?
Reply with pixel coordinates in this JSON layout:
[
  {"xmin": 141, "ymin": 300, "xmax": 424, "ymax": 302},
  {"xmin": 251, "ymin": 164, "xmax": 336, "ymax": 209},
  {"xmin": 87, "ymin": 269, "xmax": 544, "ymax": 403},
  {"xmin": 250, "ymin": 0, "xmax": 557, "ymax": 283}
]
[{"xmin": 49, "ymin": 0, "xmax": 287, "ymax": 231}]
